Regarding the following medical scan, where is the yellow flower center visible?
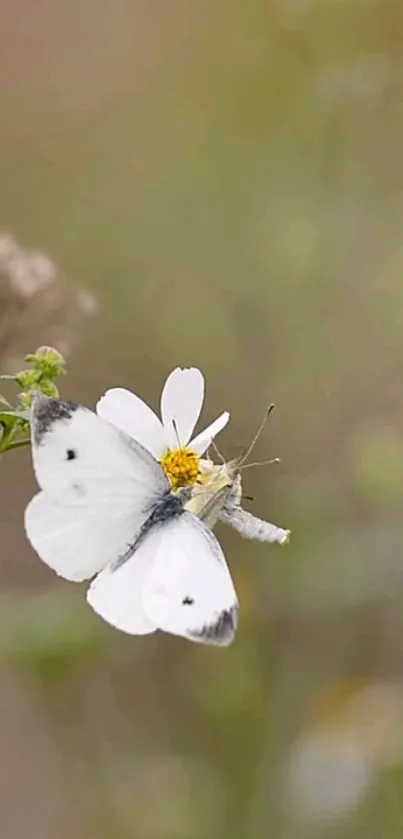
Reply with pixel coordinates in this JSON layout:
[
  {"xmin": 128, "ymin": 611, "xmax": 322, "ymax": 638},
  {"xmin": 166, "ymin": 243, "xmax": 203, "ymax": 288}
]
[{"xmin": 160, "ymin": 447, "xmax": 200, "ymax": 489}]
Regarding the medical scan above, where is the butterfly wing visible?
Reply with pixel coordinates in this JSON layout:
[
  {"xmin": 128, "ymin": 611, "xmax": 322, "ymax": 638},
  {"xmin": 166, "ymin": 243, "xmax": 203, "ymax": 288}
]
[
  {"xmin": 144, "ymin": 513, "xmax": 238, "ymax": 645},
  {"xmin": 24, "ymin": 396, "xmax": 169, "ymax": 581},
  {"xmin": 196, "ymin": 485, "xmax": 230, "ymax": 528},
  {"xmin": 187, "ymin": 460, "xmax": 241, "ymax": 528},
  {"xmin": 86, "ymin": 535, "xmax": 158, "ymax": 634},
  {"xmin": 86, "ymin": 536, "xmax": 158, "ymax": 635},
  {"xmin": 87, "ymin": 512, "xmax": 238, "ymax": 646}
]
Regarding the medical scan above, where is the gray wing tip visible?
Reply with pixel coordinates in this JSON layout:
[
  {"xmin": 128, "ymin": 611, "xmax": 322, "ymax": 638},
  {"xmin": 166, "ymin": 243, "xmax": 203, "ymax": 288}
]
[
  {"xmin": 31, "ymin": 396, "xmax": 78, "ymax": 444},
  {"xmin": 191, "ymin": 604, "xmax": 238, "ymax": 647}
]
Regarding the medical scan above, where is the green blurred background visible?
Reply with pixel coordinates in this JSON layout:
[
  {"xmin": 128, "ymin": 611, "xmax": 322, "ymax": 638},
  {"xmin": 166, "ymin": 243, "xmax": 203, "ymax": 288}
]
[{"xmin": 2, "ymin": 0, "xmax": 403, "ymax": 836}]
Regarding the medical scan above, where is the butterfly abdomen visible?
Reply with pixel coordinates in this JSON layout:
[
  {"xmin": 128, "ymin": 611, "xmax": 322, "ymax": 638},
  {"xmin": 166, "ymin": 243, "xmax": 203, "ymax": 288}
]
[{"xmin": 221, "ymin": 507, "xmax": 290, "ymax": 544}]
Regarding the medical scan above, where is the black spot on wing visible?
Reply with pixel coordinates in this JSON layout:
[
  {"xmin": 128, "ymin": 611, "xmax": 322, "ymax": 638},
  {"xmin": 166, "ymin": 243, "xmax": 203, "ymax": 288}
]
[
  {"xmin": 32, "ymin": 397, "xmax": 78, "ymax": 445},
  {"xmin": 72, "ymin": 483, "xmax": 86, "ymax": 497},
  {"xmin": 66, "ymin": 448, "xmax": 77, "ymax": 460},
  {"xmin": 190, "ymin": 605, "xmax": 238, "ymax": 646}
]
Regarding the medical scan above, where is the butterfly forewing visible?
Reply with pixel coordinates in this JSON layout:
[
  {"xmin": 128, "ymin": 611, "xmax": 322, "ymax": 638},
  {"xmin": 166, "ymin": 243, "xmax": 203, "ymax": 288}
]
[{"xmin": 25, "ymin": 396, "xmax": 169, "ymax": 581}]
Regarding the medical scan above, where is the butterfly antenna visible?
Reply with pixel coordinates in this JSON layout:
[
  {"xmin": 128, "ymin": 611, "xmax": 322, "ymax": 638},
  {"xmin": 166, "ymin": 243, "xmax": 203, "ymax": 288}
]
[
  {"xmin": 239, "ymin": 403, "xmax": 275, "ymax": 466},
  {"xmin": 210, "ymin": 438, "xmax": 226, "ymax": 464},
  {"xmin": 241, "ymin": 457, "xmax": 280, "ymax": 470}
]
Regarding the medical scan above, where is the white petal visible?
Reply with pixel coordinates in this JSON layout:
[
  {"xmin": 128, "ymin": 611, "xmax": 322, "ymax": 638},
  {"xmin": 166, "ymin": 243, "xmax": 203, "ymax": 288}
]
[
  {"xmin": 96, "ymin": 387, "xmax": 166, "ymax": 458},
  {"xmin": 160, "ymin": 367, "xmax": 204, "ymax": 449},
  {"xmin": 190, "ymin": 411, "xmax": 230, "ymax": 455}
]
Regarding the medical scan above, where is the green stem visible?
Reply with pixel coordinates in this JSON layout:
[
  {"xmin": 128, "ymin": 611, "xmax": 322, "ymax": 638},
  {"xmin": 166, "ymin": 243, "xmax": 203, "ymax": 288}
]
[{"xmin": 1, "ymin": 437, "xmax": 31, "ymax": 452}]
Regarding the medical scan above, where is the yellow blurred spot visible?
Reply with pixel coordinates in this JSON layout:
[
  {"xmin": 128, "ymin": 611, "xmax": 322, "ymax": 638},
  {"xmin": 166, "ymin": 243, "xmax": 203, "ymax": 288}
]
[
  {"xmin": 306, "ymin": 679, "xmax": 403, "ymax": 758},
  {"xmin": 308, "ymin": 679, "xmax": 370, "ymax": 728}
]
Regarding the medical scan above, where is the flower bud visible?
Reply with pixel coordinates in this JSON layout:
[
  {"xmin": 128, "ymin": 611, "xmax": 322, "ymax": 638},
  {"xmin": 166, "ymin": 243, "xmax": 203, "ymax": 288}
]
[{"xmin": 26, "ymin": 346, "xmax": 66, "ymax": 378}]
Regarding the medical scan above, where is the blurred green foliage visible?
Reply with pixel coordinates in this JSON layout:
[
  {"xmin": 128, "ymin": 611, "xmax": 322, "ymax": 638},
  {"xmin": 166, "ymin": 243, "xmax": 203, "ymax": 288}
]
[{"xmin": 0, "ymin": 346, "xmax": 66, "ymax": 452}]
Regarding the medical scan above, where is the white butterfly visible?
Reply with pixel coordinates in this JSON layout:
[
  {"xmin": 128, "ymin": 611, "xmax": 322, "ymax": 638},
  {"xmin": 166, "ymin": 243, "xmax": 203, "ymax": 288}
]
[
  {"xmin": 187, "ymin": 406, "xmax": 291, "ymax": 545},
  {"xmin": 24, "ymin": 396, "xmax": 238, "ymax": 646},
  {"xmin": 190, "ymin": 458, "xmax": 290, "ymax": 544}
]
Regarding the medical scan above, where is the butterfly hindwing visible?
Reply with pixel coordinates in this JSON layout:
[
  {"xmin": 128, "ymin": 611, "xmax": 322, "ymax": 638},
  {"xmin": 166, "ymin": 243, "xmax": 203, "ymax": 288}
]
[
  {"xmin": 143, "ymin": 512, "xmax": 238, "ymax": 645},
  {"xmin": 87, "ymin": 510, "xmax": 238, "ymax": 645},
  {"xmin": 86, "ymin": 537, "xmax": 157, "ymax": 635}
]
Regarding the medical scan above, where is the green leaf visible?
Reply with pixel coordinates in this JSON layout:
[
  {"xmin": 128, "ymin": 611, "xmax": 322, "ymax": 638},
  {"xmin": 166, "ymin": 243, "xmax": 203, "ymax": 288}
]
[
  {"xmin": 6, "ymin": 409, "xmax": 30, "ymax": 421},
  {"xmin": 4, "ymin": 437, "xmax": 31, "ymax": 451},
  {"xmin": 0, "ymin": 411, "xmax": 29, "ymax": 433},
  {"xmin": 0, "ymin": 412, "xmax": 20, "ymax": 429},
  {"xmin": 0, "ymin": 411, "xmax": 30, "ymax": 453}
]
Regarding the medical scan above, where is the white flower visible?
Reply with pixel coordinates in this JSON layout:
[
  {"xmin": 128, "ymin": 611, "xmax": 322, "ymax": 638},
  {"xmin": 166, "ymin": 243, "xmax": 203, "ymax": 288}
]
[{"xmin": 96, "ymin": 367, "xmax": 229, "ymax": 488}]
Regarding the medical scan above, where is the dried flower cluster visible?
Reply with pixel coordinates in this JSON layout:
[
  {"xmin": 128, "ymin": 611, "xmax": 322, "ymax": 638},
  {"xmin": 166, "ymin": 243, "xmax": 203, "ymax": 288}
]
[{"xmin": 0, "ymin": 232, "xmax": 96, "ymax": 369}]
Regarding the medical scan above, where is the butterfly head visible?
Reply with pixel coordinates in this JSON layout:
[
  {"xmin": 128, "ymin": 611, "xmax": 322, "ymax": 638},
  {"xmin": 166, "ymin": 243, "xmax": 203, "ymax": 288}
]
[{"xmin": 185, "ymin": 404, "xmax": 278, "ymax": 520}]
